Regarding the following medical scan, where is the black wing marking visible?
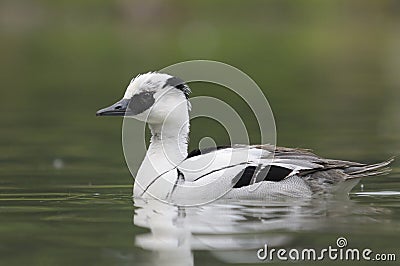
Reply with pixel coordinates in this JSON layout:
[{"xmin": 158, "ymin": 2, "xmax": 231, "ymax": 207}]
[
  {"xmin": 232, "ymin": 166, "xmax": 256, "ymax": 188},
  {"xmin": 264, "ymin": 166, "xmax": 292, "ymax": 181},
  {"xmin": 232, "ymin": 165, "xmax": 293, "ymax": 189}
]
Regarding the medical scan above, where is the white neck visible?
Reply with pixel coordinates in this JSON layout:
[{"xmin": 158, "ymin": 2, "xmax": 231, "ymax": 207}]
[
  {"xmin": 134, "ymin": 101, "xmax": 190, "ymax": 197},
  {"xmin": 148, "ymin": 121, "xmax": 189, "ymax": 160}
]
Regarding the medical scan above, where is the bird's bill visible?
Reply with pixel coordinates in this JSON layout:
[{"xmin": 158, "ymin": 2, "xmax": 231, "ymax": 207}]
[{"xmin": 96, "ymin": 99, "xmax": 129, "ymax": 116}]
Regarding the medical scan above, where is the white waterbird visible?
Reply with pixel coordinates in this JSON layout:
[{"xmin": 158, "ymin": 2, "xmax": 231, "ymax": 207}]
[{"xmin": 96, "ymin": 72, "xmax": 392, "ymax": 203}]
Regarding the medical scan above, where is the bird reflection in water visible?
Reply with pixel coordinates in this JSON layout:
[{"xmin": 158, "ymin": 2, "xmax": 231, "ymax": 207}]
[{"xmin": 133, "ymin": 196, "xmax": 388, "ymax": 266}]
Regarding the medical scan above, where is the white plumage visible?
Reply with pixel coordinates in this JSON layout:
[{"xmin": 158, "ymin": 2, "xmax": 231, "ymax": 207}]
[{"xmin": 97, "ymin": 72, "xmax": 392, "ymax": 204}]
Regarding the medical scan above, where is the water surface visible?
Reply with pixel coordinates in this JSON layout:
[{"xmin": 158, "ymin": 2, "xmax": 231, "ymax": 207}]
[{"xmin": 1, "ymin": 164, "xmax": 399, "ymax": 265}]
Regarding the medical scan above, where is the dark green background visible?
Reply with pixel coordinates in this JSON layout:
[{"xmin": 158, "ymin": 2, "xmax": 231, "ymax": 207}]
[{"xmin": 0, "ymin": 1, "xmax": 399, "ymax": 265}]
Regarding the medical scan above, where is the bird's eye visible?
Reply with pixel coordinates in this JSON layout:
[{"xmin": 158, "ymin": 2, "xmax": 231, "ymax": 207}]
[{"xmin": 128, "ymin": 91, "xmax": 156, "ymax": 115}]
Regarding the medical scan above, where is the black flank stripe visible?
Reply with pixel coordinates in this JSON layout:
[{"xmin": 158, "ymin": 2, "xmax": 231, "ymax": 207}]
[
  {"xmin": 170, "ymin": 169, "xmax": 185, "ymax": 197},
  {"xmin": 193, "ymin": 162, "xmax": 248, "ymax": 182}
]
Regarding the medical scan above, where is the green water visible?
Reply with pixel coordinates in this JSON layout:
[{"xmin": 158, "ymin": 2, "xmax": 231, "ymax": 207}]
[
  {"xmin": 1, "ymin": 1, "xmax": 400, "ymax": 265},
  {"xmin": 1, "ymin": 175, "xmax": 399, "ymax": 265}
]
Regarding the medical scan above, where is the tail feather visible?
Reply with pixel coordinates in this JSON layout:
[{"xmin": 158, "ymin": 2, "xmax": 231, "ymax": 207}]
[
  {"xmin": 344, "ymin": 158, "xmax": 394, "ymax": 179},
  {"xmin": 348, "ymin": 168, "xmax": 392, "ymax": 179}
]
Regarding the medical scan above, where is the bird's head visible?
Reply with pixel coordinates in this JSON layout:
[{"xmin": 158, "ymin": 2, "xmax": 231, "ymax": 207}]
[{"xmin": 96, "ymin": 72, "xmax": 191, "ymax": 124}]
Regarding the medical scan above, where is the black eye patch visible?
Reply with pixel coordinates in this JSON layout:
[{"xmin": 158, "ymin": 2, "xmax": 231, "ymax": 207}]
[{"xmin": 128, "ymin": 91, "xmax": 155, "ymax": 115}]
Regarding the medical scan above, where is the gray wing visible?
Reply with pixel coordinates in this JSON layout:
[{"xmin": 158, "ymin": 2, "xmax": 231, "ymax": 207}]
[
  {"xmin": 175, "ymin": 144, "xmax": 392, "ymax": 195},
  {"xmin": 254, "ymin": 144, "xmax": 393, "ymax": 192}
]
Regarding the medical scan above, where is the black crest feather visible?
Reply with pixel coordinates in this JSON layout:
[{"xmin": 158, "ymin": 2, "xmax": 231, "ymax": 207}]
[{"xmin": 163, "ymin": 76, "xmax": 191, "ymax": 99}]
